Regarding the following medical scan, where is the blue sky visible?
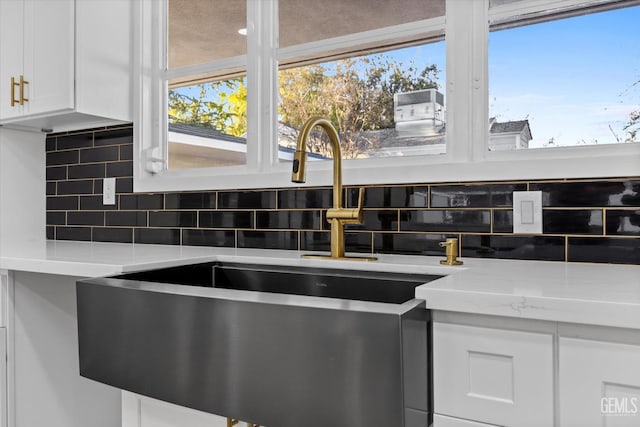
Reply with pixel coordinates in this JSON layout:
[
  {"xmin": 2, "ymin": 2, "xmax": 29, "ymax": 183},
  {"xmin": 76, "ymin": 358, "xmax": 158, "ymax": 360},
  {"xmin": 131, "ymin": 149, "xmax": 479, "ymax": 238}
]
[{"xmin": 489, "ymin": 5, "xmax": 640, "ymax": 147}]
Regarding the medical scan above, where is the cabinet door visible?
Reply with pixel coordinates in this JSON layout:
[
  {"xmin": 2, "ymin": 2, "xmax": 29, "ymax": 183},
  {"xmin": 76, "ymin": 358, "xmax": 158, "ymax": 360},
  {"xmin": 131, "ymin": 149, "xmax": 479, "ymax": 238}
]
[
  {"xmin": 0, "ymin": 0, "xmax": 25, "ymax": 119},
  {"xmin": 560, "ymin": 337, "xmax": 640, "ymax": 427},
  {"xmin": 22, "ymin": 0, "xmax": 74, "ymax": 117},
  {"xmin": 433, "ymin": 322, "xmax": 554, "ymax": 427},
  {"xmin": 123, "ymin": 392, "xmax": 231, "ymax": 427},
  {"xmin": 434, "ymin": 414, "xmax": 498, "ymax": 427}
]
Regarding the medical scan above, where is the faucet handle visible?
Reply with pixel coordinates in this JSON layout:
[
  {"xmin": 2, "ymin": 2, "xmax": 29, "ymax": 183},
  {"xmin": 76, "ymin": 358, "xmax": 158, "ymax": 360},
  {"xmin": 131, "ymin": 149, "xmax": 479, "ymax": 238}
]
[{"xmin": 354, "ymin": 187, "xmax": 365, "ymax": 223}]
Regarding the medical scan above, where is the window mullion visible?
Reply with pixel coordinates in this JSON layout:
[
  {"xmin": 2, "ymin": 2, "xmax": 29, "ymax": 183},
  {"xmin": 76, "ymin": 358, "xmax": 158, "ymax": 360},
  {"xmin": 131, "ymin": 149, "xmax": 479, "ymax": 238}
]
[
  {"xmin": 246, "ymin": 0, "xmax": 278, "ymax": 172},
  {"xmin": 445, "ymin": 0, "xmax": 489, "ymax": 163}
]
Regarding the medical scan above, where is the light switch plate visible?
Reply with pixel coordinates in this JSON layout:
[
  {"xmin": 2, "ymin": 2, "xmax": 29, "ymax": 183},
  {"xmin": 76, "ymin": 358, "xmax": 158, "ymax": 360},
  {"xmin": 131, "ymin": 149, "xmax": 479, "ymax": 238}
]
[
  {"xmin": 513, "ymin": 191, "xmax": 542, "ymax": 234},
  {"xmin": 103, "ymin": 178, "xmax": 116, "ymax": 205}
]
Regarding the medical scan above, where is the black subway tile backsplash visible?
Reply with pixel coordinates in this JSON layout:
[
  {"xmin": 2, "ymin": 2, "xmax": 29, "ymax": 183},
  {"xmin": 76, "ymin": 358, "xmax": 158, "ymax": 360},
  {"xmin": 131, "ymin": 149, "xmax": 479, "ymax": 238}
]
[
  {"xmin": 568, "ymin": 237, "xmax": 639, "ymax": 265},
  {"xmin": 182, "ymin": 229, "xmax": 235, "ymax": 247},
  {"xmin": 462, "ymin": 235, "xmax": 565, "ymax": 261},
  {"xmin": 278, "ymin": 188, "xmax": 333, "ymax": 209},
  {"xmin": 401, "ymin": 209, "xmax": 491, "ymax": 233},
  {"xmin": 606, "ymin": 210, "xmax": 640, "ymax": 236},
  {"xmin": 256, "ymin": 210, "xmax": 321, "ymax": 230},
  {"xmin": 165, "ymin": 192, "xmax": 216, "ymax": 210},
  {"xmin": 92, "ymin": 227, "xmax": 133, "ymax": 243},
  {"xmin": 431, "ymin": 183, "xmax": 527, "ymax": 208},
  {"xmin": 134, "ymin": 228, "xmax": 181, "ymax": 245},
  {"xmin": 543, "ymin": 209, "xmax": 603, "ymax": 235},
  {"xmin": 149, "ymin": 211, "xmax": 197, "ymax": 228},
  {"xmin": 218, "ymin": 190, "xmax": 276, "ymax": 209},
  {"xmin": 200, "ymin": 211, "xmax": 253, "ymax": 229},
  {"xmin": 45, "ymin": 125, "xmax": 639, "ymax": 265},
  {"xmin": 80, "ymin": 146, "xmax": 119, "ymax": 163},
  {"xmin": 346, "ymin": 186, "xmax": 428, "ymax": 208},
  {"xmin": 531, "ymin": 180, "xmax": 640, "ymax": 207}
]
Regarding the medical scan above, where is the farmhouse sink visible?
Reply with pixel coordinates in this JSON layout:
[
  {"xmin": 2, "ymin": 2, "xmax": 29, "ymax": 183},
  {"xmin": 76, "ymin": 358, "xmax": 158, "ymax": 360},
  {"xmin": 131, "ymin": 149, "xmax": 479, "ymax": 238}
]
[{"xmin": 77, "ymin": 261, "xmax": 442, "ymax": 427}]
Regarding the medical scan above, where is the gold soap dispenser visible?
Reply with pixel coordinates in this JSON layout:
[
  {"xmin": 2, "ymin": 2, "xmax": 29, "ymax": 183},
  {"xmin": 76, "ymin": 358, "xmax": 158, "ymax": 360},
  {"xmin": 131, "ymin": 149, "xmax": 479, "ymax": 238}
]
[{"xmin": 439, "ymin": 238, "xmax": 463, "ymax": 266}]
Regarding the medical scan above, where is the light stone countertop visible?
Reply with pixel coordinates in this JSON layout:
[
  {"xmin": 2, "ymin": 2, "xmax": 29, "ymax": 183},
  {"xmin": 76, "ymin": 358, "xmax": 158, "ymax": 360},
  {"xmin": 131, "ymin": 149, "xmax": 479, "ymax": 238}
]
[{"xmin": 1, "ymin": 239, "xmax": 638, "ymax": 329}]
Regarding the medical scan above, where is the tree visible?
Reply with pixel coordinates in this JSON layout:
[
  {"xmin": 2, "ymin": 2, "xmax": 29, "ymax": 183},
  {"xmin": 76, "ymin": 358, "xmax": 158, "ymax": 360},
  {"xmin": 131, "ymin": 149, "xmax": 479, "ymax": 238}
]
[
  {"xmin": 278, "ymin": 55, "xmax": 440, "ymax": 158},
  {"xmin": 168, "ymin": 78, "xmax": 247, "ymax": 137}
]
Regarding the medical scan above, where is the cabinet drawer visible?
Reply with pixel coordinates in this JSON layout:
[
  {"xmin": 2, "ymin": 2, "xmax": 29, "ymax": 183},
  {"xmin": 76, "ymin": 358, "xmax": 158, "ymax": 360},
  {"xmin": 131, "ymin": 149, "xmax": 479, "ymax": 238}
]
[
  {"xmin": 560, "ymin": 337, "xmax": 640, "ymax": 426},
  {"xmin": 433, "ymin": 322, "xmax": 553, "ymax": 426}
]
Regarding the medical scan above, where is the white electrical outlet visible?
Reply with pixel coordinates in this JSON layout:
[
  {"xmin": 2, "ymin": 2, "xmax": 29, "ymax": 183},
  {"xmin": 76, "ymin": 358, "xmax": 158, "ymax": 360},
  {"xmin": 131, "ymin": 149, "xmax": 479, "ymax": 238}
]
[
  {"xmin": 513, "ymin": 191, "xmax": 542, "ymax": 234},
  {"xmin": 103, "ymin": 178, "xmax": 116, "ymax": 205}
]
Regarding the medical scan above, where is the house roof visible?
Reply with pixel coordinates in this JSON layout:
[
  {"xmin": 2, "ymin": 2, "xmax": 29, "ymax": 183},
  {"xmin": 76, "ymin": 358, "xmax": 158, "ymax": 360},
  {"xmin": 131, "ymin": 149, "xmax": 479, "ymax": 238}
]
[
  {"xmin": 168, "ymin": 122, "xmax": 247, "ymax": 144},
  {"xmin": 489, "ymin": 119, "xmax": 533, "ymax": 140}
]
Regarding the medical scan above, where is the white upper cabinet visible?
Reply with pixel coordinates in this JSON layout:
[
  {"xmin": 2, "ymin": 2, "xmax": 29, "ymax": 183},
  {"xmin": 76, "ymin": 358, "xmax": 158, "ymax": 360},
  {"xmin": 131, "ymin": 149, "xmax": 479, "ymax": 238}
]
[{"xmin": 0, "ymin": 0, "xmax": 132, "ymax": 132}]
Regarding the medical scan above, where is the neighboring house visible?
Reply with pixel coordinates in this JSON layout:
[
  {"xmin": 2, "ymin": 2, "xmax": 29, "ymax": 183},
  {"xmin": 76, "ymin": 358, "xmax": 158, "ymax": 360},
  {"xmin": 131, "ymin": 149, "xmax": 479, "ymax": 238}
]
[
  {"xmin": 168, "ymin": 122, "xmax": 326, "ymax": 169},
  {"xmin": 489, "ymin": 118, "xmax": 533, "ymax": 150}
]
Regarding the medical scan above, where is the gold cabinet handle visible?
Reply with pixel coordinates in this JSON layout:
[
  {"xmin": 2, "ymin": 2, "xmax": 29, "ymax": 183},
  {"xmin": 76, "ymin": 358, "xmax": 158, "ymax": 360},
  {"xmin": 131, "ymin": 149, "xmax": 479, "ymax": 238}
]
[
  {"xmin": 19, "ymin": 75, "xmax": 28, "ymax": 105},
  {"xmin": 10, "ymin": 77, "xmax": 20, "ymax": 106}
]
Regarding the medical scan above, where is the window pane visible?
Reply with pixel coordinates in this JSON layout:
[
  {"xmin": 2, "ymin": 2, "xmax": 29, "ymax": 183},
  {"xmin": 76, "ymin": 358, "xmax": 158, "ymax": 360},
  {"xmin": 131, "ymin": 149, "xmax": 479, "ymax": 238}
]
[
  {"xmin": 168, "ymin": 77, "xmax": 247, "ymax": 169},
  {"xmin": 168, "ymin": 0, "xmax": 246, "ymax": 69},
  {"xmin": 489, "ymin": 5, "xmax": 640, "ymax": 150},
  {"xmin": 279, "ymin": 0, "xmax": 445, "ymax": 48},
  {"xmin": 278, "ymin": 42, "xmax": 446, "ymax": 162}
]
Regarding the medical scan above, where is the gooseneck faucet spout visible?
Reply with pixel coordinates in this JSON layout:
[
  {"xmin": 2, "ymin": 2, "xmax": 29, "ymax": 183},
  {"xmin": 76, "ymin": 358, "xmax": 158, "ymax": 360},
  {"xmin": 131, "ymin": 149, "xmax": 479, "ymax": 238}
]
[{"xmin": 292, "ymin": 117, "xmax": 375, "ymax": 261}]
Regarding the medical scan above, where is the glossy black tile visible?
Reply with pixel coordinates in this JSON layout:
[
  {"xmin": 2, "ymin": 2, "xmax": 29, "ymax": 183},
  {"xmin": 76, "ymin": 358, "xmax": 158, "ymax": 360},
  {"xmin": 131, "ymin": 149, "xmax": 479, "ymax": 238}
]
[
  {"xmin": 400, "ymin": 210, "xmax": 491, "ymax": 233},
  {"xmin": 462, "ymin": 235, "xmax": 565, "ymax": 261},
  {"xmin": 94, "ymin": 127, "xmax": 133, "ymax": 146},
  {"xmin": 46, "ymin": 137, "xmax": 56, "ymax": 152},
  {"xmin": 431, "ymin": 183, "xmax": 527, "ymax": 208},
  {"xmin": 80, "ymin": 195, "xmax": 119, "ymax": 211},
  {"xmin": 46, "ymin": 182, "xmax": 56, "ymax": 196},
  {"xmin": 278, "ymin": 188, "xmax": 333, "ymax": 209},
  {"xmin": 56, "ymin": 226, "xmax": 92, "ymax": 241},
  {"xmin": 606, "ymin": 210, "xmax": 640, "ymax": 236},
  {"xmin": 299, "ymin": 231, "xmax": 373, "ymax": 253},
  {"xmin": 237, "ymin": 230, "xmax": 298, "ymax": 250},
  {"xmin": 149, "ymin": 211, "xmax": 197, "ymax": 228},
  {"xmin": 46, "ymin": 166, "xmax": 67, "ymax": 181},
  {"xmin": 134, "ymin": 228, "xmax": 181, "ymax": 245},
  {"xmin": 345, "ymin": 210, "xmax": 398, "ymax": 231},
  {"xmin": 346, "ymin": 186, "xmax": 428, "ymax": 208},
  {"xmin": 374, "ymin": 233, "xmax": 454, "ymax": 256},
  {"xmin": 493, "ymin": 210, "xmax": 513, "ymax": 233},
  {"xmin": 120, "ymin": 194, "xmax": 164, "ymax": 210},
  {"xmin": 56, "ymin": 132, "xmax": 93, "ymax": 150},
  {"xmin": 68, "ymin": 163, "xmax": 105, "ymax": 179},
  {"xmin": 47, "ymin": 196, "xmax": 78, "ymax": 211},
  {"xmin": 106, "ymin": 161, "xmax": 133, "ymax": 177},
  {"xmin": 47, "ymin": 150, "xmax": 79, "ymax": 166},
  {"xmin": 46, "ymin": 226, "xmax": 54, "ymax": 240},
  {"xmin": 530, "ymin": 180, "xmax": 640, "ymax": 207},
  {"xmin": 165, "ymin": 192, "xmax": 216, "ymax": 210},
  {"xmin": 119, "ymin": 144, "xmax": 133, "ymax": 161},
  {"xmin": 182, "ymin": 229, "xmax": 235, "ymax": 247},
  {"xmin": 256, "ymin": 210, "xmax": 321, "ymax": 230},
  {"xmin": 80, "ymin": 146, "xmax": 119, "ymax": 163},
  {"xmin": 218, "ymin": 190, "xmax": 276, "ymax": 209},
  {"xmin": 67, "ymin": 211, "xmax": 104, "ymax": 226},
  {"xmin": 46, "ymin": 212, "xmax": 66, "ymax": 226},
  {"xmin": 106, "ymin": 211, "xmax": 147, "ymax": 227},
  {"xmin": 116, "ymin": 177, "xmax": 133, "ymax": 193},
  {"xmin": 568, "ymin": 237, "xmax": 639, "ymax": 264},
  {"xmin": 543, "ymin": 209, "xmax": 603, "ymax": 235},
  {"xmin": 199, "ymin": 211, "xmax": 253, "ymax": 228},
  {"xmin": 57, "ymin": 180, "xmax": 94, "ymax": 195},
  {"xmin": 92, "ymin": 227, "xmax": 133, "ymax": 243}
]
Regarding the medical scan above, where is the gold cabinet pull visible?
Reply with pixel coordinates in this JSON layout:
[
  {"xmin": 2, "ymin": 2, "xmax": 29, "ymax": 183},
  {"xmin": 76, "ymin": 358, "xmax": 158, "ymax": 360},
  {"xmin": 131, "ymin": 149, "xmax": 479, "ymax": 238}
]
[
  {"xmin": 19, "ymin": 75, "xmax": 28, "ymax": 105},
  {"xmin": 10, "ymin": 77, "xmax": 20, "ymax": 106}
]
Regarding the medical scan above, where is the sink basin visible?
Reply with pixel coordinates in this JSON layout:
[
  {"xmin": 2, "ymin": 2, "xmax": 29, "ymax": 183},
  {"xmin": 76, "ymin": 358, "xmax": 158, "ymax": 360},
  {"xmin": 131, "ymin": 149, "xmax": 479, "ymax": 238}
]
[{"xmin": 77, "ymin": 261, "xmax": 442, "ymax": 427}]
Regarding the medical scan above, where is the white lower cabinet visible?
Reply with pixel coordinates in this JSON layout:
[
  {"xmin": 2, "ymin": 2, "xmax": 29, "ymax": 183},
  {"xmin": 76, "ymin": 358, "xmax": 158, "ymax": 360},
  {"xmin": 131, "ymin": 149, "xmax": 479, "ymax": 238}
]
[
  {"xmin": 122, "ymin": 392, "xmax": 235, "ymax": 427},
  {"xmin": 434, "ymin": 414, "xmax": 499, "ymax": 427},
  {"xmin": 433, "ymin": 322, "xmax": 554, "ymax": 427},
  {"xmin": 559, "ymin": 337, "xmax": 640, "ymax": 427}
]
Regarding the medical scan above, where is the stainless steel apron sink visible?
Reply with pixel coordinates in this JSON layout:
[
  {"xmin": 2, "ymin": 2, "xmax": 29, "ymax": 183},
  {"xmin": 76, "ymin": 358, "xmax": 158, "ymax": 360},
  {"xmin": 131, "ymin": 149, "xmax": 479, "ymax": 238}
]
[{"xmin": 77, "ymin": 261, "xmax": 442, "ymax": 427}]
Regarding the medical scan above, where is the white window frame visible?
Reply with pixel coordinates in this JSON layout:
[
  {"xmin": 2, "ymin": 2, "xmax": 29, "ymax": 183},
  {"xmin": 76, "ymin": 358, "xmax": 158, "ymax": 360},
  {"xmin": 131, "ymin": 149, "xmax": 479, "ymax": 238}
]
[{"xmin": 133, "ymin": 0, "xmax": 640, "ymax": 193}]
